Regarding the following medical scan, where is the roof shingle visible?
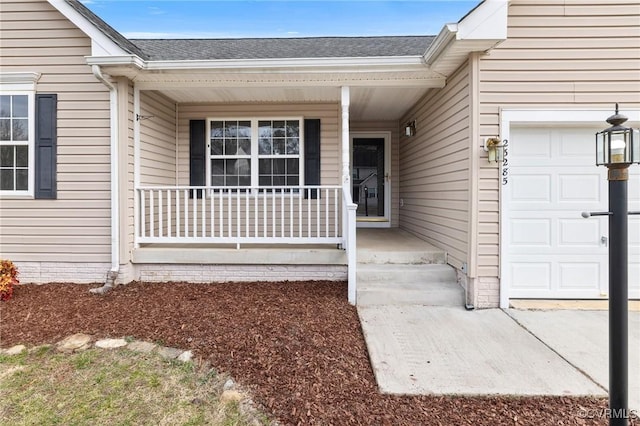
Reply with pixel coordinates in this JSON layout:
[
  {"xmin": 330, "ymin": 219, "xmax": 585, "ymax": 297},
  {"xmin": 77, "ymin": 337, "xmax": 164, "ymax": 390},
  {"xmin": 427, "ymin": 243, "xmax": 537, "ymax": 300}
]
[{"xmin": 130, "ymin": 36, "xmax": 435, "ymax": 61}]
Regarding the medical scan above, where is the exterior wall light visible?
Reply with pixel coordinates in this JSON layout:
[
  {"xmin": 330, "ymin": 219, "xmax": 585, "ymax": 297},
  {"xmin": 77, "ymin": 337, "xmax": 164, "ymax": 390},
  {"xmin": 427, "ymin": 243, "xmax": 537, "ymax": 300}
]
[
  {"xmin": 584, "ymin": 103, "xmax": 639, "ymax": 425},
  {"xmin": 405, "ymin": 120, "xmax": 416, "ymax": 137},
  {"xmin": 483, "ymin": 137, "xmax": 503, "ymax": 163}
]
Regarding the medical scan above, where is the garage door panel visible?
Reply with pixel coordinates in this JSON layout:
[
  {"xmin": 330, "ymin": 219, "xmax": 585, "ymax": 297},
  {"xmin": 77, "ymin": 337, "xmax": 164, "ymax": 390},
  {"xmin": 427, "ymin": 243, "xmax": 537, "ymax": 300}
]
[
  {"xmin": 510, "ymin": 128, "xmax": 552, "ymax": 162},
  {"xmin": 558, "ymin": 263, "xmax": 601, "ymax": 290},
  {"xmin": 559, "ymin": 219, "xmax": 602, "ymax": 247},
  {"xmin": 510, "ymin": 262, "xmax": 551, "ymax": 290},
  {"xmin": 558, "ymin": 174, "xmax": 602, "ymax": 203},
  {"xmin": 510, "ymin": 219, "xmax": 551, "ymax": 246},
  {"xmin": 558, "ymin": 131, "xmax": 596, "ymax": 162},
  {"xmin": 509, "ymin": 174, "xmax": 551, "ymax": 203}
]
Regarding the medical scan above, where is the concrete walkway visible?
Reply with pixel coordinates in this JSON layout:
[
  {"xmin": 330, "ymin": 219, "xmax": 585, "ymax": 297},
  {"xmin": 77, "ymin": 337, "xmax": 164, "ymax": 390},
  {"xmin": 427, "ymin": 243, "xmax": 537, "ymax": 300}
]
[{"xmin": 358, "ymin": 305, "xmax": 639, "ymax": 410}]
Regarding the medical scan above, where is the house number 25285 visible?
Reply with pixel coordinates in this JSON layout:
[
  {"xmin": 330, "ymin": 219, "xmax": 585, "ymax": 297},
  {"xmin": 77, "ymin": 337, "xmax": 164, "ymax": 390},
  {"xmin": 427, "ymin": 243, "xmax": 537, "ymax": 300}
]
[{"xmin": 502, "ymin": 139, "xmax": 509, "ymax": 186}]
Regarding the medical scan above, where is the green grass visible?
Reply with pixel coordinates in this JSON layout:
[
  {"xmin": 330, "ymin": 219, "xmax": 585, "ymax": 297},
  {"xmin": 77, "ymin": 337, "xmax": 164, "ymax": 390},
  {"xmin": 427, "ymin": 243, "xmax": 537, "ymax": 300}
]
[{"xmin": 0, "ymin": 346, "xmax": 268, "ymax": 426}]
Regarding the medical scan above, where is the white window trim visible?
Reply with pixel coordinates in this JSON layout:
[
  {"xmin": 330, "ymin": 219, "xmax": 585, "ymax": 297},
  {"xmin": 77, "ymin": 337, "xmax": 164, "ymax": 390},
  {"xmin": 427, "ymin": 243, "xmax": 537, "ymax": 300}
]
[
  {"xmin": 0, "ymin": 91, "xmax": 35, "ymax": 198},
  {"xmin": 205, "ymin": 117, "xmax": 305, "ymax": 191}
]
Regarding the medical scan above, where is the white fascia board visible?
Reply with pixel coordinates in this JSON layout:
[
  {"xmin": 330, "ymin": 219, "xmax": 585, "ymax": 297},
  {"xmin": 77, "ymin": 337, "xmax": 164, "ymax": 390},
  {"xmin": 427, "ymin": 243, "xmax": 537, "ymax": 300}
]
[
  {"xmin": 142, "ymin": 56, "xmax": 425, "ymax": 71},
  {"xmin": 86, "ymin": 55, "xmax": 146, "ymax": 69},
  {"xmin": 47, "ymin": 0, "xmax": 129, "ymax": 56},
  {"xmin": 457, "ymin": 0, "xmax": 508, "ymax": 41},
  {"xmin": 422, "ymin": 24, "xmax": 458, "ymax": 66}
]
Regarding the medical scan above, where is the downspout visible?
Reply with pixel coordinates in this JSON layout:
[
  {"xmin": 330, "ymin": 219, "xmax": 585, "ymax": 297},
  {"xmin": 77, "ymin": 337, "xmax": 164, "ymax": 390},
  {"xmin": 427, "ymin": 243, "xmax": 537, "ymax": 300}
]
[{"xmin": 90, "ymin": 64, "xmax": 119, "ymax": 294}]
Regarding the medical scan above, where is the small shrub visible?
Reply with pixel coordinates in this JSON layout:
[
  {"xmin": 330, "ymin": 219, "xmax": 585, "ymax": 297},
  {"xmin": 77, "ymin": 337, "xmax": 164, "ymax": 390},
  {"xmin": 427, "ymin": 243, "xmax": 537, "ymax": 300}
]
[{"xmin": 0, "ymin": 259, "xmax": 19, "ymax": 301}]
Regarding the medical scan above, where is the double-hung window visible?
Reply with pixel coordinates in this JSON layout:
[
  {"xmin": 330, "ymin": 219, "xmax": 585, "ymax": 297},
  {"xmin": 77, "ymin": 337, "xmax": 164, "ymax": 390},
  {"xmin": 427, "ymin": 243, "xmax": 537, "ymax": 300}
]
[
  {"xmin": 208, "ymin": 118, "xmax": 303, "ymax": 191},
  {"xmin": 0, "ymin": 93, "xmax": 33, "ymax": 195}
]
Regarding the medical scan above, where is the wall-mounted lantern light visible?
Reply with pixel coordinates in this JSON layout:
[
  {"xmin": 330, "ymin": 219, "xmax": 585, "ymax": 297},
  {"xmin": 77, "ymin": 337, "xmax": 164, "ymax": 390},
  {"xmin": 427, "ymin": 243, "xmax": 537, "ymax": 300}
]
[
  {"xmin": 405, "ymin": 120, "xmax": 416, "ymax": 137},
  {"xmin": 483, "ymin": 137, "xmax": 504, "ymax": 163}
]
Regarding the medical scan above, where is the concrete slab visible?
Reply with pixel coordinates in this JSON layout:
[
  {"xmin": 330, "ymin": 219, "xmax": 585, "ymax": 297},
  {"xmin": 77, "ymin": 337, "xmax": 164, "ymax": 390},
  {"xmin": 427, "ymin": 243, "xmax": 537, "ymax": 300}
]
[
  {"xmin": 358, "ymin": 305, "xmax": 606, "ymax": 396},
  {"xmin": 508, "ymin": 309, "xmax": 640, "ymax": 412},
  {"xmin": 356, "ymin": 229, "xmax": 446, "ymax": 264}
]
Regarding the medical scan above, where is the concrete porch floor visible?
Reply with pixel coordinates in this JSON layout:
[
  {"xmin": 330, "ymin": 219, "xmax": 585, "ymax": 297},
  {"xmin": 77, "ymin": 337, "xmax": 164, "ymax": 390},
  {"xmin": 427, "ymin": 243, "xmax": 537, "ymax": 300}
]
[{"xmin": 356, "ymin": 228, "xmax": 446, "ymax": 264}]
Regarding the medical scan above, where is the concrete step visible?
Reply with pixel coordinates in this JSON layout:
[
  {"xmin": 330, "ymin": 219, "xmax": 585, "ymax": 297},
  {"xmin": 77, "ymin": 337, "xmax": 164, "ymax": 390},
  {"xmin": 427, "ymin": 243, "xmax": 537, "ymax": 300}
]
[
  {"xmin": 357, "ymin": 248, "xmax": 446, "ymax": 265},
  {"xmin": 357, "ymin": 264, "xmax": 455, "ymax": 284},
  {"xmin": 356, "ymin": 264, "xmax": 464, "ymax": 307}
]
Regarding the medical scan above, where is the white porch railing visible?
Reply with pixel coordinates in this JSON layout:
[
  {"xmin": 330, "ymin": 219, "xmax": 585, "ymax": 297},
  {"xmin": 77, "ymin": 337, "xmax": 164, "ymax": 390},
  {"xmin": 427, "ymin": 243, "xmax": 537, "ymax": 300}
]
[{"xmin": 136, "ymin": 185, "xmax": 343, "ymax": 245}]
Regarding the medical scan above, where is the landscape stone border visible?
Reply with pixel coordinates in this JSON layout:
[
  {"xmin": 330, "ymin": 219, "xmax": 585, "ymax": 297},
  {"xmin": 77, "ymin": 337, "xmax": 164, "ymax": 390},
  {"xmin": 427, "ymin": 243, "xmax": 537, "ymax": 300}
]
[{"xmin": 0, "ymin": 334, "xmax": 272, "ymax": 424}]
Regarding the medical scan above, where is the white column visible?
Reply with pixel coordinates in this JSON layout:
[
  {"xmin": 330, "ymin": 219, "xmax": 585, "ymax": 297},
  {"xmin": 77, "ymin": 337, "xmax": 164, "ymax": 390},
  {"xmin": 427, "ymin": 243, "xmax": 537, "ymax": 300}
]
[
  {"xmin": 341, "ymin": 86, "xmax": 350, "ymax": 186},
  {"xmin": 133, "ymin": 85, "xmax": 141, "ymax": 248}
]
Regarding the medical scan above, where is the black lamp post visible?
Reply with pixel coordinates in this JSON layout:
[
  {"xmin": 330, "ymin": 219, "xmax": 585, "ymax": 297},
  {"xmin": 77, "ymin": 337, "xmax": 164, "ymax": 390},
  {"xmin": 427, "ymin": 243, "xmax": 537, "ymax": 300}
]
[{"xmin": 584, "ymin": 104, "xmax": 639, "ymax": 425}]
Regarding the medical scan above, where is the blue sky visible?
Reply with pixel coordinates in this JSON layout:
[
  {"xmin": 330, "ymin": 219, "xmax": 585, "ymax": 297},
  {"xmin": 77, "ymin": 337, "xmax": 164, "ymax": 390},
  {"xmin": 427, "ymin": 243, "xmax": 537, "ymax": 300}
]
[{"xmin": 81, "ymin": 1, "xmax": 480, "ymax": 39}]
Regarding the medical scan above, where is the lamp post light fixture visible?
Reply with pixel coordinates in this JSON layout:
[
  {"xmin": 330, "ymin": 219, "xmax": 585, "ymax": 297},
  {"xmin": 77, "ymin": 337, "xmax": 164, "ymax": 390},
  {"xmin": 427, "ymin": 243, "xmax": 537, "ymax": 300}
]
[{"xmin": 585, "ymin": 104, "xmax": 639, "ymax": 426}]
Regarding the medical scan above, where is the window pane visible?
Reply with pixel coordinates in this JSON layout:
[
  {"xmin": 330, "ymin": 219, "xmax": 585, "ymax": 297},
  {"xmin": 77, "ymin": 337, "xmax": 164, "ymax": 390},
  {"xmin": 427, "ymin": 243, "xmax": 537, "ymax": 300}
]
[
  {"xmin": 0, "ymin": 96, "xmax": 10, "ymax": 118},
  {"xmin": 259, "ymin": 175, "xmax": 271, "ymax": 186},
  {"xmin": 224, "ymin": 121, "xmax": 237, "ymax": 138},
  {"xmin": 273, "ymin": 138, "xmax": 285, "ymax": 155},
  {"xmin": 211, "ymin": 175, "xmax": 224, "ymax": 186},
  {"xmin": 273, "ymin": 159, "xmax": 285, "ymax": 174},
  {"xmin": 286, "ymin": 121, "xmax": 299, "ymax": 137},
  {"xmin": 13, "ymin": 119, "xmax": 28, "ymax": 141},
  {"xmin": 211, "ymin": 159, "xmax": 224, "ymax": 175},
  {"xmin": 226, "ymin": 175, "xmax": 238, "ymax": 186},
  {"xmin": 287, "ymin": 158, "xmax": 299, "ymax": 174},
  {"xmin": 272, "ymin": 121, "xmax": 285, "ymax": 137},
  {"xmin": 238, "ymin": 138, "xmax": 250, "ymax": 155},
  {"xmin": 225, "ymin": 159, "xmax": 238, "ymax": 176},
  {"xmin": 258, "ymin": 121, "xmax": 271, "ymax": 136},
  {"xmin": 239, "ymin": 175, "xmax": 251, "ymax": 186},
  {"xmin": 236, "ymin": 158, "xmax": 250, "ymax": 176},
  {"xmin": 1, "ymin": 146, "xmax": 13, "ymax": 167},
  {"xmin": 286, "ymin": 137, "xmax": 299, "ymax": 155},
  {"xmin": 0, "ymin": 119, "xmax": 10, "ymax": 141},
  {"xmin": 273, "ymin": 175, "xmax": 285, "ymax": 186},
  {"xmin": 0, "ymin": 169, "xmax": 14, "ymax": 190},
  {"xmin": 259, "ymin": 159, "xmax": 271, "ymax": 174},
  {"xmin": 12, "ymin": 96, "xmax": 28, "ymax": 117},
  {"xmin": 211, "ymin": 121, "xmax": 224, "ymax": 138},
  {"xmin": 211, "ymin": 139, "xmax": 223, "ymax": 155},
  {"xmin": 258, "ymin": 138, "xmax": 271, "ymax": 155},
  {"xmin": 224, "ymin": 138, "xmax": 237, "ymax": 155},
  {"xmin": 16, "ymin": 146, "xmax": 28, "ymax": 167},
  {"xmin": 287, "ymin": 176, "xmax": 299, "ymax": 186},
  {"xmin": 237, "ymin": 121, "xmax": 251, "ymax": 138},
  {"xmin": 16, "ymin": 169, "xmax": 28, "ymax": 190}
]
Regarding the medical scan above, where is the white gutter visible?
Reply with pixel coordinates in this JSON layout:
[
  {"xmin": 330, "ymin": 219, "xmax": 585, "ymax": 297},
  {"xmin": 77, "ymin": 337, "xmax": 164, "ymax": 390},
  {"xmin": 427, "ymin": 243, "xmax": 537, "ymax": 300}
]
[
  {"xmin": 85, "ymin": 55, "xmax": 425, "ymax": 71},
  {"xmin": 90, "ymin": 64, "xmax": 120, "ymax": 294}
]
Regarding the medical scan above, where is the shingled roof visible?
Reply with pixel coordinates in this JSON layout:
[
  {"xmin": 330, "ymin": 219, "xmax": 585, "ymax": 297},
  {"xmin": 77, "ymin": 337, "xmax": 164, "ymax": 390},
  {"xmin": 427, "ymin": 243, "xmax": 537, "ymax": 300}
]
[
  {"xmin": 66, "ymin": 0, "xmax": 434, "ymax": 62},
  {"xmin": 65, "ymin": 0, "xmax": 149, "ymax": 59},
  {"xmin": 130, "ymin": 36, "xmax": 435, "ymax": 61}
]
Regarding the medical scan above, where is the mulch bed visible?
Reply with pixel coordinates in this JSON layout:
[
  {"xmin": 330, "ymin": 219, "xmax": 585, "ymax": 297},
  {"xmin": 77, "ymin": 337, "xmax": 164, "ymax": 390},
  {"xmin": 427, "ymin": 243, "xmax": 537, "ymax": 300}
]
[{"xmin": 0, "ymin": 281, "xmax": 628, "ymax": 425}]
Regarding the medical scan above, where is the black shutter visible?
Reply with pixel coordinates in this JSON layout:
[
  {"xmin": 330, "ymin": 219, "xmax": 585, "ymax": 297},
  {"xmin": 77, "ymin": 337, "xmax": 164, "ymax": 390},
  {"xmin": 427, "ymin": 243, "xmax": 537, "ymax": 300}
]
[
  {"xmin": 304, "ymin": 119, "xmax": 321, "ymax": 199},
  {"xmin": 35, "ymin": 94, "xmax": 57, "ymax": 199},
  {"xmin": 189, "ymin": 120, "xmax": 206, "ymax": 198}
]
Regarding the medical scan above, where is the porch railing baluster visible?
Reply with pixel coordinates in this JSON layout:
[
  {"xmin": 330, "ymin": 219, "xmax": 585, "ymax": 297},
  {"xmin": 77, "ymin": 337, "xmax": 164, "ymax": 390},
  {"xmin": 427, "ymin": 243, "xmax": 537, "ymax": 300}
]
[{"xmin": 135, "ymin": 185, "xmax": 343, "ymax": 245}]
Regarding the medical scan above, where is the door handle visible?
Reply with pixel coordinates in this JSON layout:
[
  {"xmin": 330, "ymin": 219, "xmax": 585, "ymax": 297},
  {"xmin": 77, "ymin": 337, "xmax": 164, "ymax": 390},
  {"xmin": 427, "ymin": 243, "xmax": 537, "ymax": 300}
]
[{"xmin": 601, "ymin": 236, "xmax": 608, "ymax": 247}]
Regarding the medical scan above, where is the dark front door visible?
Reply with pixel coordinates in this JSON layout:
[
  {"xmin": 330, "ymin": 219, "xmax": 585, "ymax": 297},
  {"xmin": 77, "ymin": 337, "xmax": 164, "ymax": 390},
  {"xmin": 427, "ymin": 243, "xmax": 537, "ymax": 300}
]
[{"xmin": 352, "ymin": 138, "xmax": 385, "ymax": 219}]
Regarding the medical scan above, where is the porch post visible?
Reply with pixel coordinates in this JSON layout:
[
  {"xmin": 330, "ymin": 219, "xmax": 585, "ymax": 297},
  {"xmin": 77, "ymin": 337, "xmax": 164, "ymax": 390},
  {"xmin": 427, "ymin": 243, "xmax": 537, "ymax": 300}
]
[
  {"xmin": 133, "ymin": 85, "xmax": 141, "ymax": 248},
  {"xmin": 341, "ymin": 86, "xmax": 350, "ymax": 187}
]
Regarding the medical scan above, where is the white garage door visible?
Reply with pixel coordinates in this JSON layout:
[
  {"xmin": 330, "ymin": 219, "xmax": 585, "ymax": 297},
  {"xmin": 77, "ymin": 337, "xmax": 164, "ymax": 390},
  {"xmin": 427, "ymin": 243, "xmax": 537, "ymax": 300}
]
[{"xmin": 505, "ymin": 126, "xmax": 640, "ymax": 299}]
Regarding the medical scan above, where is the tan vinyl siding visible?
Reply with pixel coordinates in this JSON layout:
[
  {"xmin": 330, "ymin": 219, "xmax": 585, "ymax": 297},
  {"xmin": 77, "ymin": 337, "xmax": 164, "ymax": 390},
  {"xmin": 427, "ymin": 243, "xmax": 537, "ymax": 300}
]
[
  {"xmin": 176, "ymin": 103, "xmax": 340, "ymax": 186},
  {"xmin": 140, "ymin": 91, "xmax": 177, "ymax": 186},
  {"xmin": 351, "ymin": 120, "xmax": 400, "ymax": 227},
  {"xmin": 475, "ymin": 0, "xmax": 640, "ymax": 304},
  {"xmin": 0, "ymin": 0, "xmax": 111, "ymax": 262},
  {"xmin": 399, "ymin": 61, "xmax": 471, "ymax": 269}
]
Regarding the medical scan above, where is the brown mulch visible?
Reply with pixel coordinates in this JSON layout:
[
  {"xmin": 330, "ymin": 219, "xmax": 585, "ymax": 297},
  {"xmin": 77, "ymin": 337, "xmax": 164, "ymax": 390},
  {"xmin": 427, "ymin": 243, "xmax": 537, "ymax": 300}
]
[{"xmin": 0, "ymin": 281, "xmax": 629, "ymax": 425}]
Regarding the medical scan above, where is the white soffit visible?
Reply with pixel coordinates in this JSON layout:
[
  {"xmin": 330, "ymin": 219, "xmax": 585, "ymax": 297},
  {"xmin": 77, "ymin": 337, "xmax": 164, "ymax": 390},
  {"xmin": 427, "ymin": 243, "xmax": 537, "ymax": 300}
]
[{"xmin": 47, "ymin": 0, "xmax": 129, "ymax": 57}]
